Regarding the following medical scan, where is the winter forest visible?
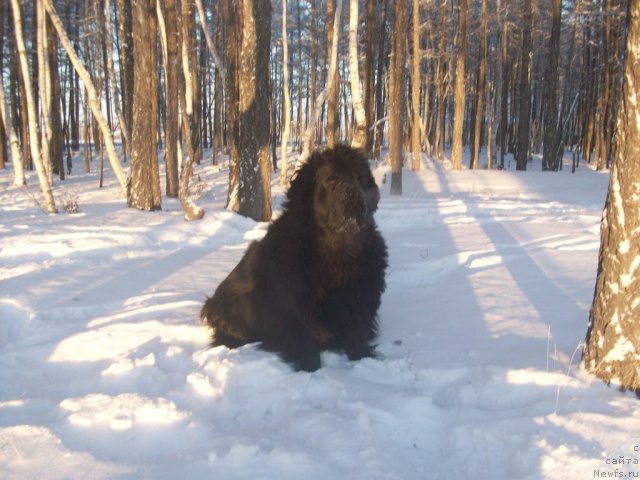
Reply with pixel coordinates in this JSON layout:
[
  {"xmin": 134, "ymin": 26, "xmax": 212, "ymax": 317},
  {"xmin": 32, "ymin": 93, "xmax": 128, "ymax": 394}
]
[
  {"xmin": 0, "ymin": 0, "xmax": 630, "ymax": 214},
  {"xmin": 2, "ymin": 0, "xmax": 640, "ymax": 478}
]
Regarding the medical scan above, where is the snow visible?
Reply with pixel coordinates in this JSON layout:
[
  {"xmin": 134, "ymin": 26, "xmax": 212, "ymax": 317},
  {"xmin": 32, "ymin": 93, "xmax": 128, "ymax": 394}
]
[{"xmin": 2, "ymin": 149, "xmax": 640, "ymax": 479}]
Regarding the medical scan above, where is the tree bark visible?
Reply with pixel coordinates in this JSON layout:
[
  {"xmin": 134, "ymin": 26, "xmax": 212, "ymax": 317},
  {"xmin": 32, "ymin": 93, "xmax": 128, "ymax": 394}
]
[
  {"xmin": 349, "ymin": 0, "xmax": 367, "ymax": 149},
  {"xmin": 515, "ymin": 0, "xmax": 532, "ymax": 171},
  {"xmin": 11, "ymin": 0, "xmax": 57, "ymax": 213},
  {"xmin": 471, "ymin": 0, "xmax": 487, "ymax": 170},
  {"xmin": 128, "ymin": 0, "xmax": 161, "ymax": 211},
  {"xmin": 584, "ymin": 0, "xmax": 640, "ymax": 393},
  {"xmin": 326, "ymin": 0, "xmax": 339, "ymax": 147},
  {"xmin": 389, "ymin": 0, "xmax": 407, "ymax": 194},
  {"xmin": 280, "ymin": 0, "xmax": 292, "ymax": 183},
  {"xmin": 158, "ymin": 0, "xmax": 179, "ymax": 198},
  {"xmin": 410, "ymin": 0, "xmax": 421, "ymax": 170},
  {"xmin": 451, "ymin": 0, "xmax": 467, "ymax": 171},
  {"xmin": 542, "ymin": 0, "xmax": 562, "ymax": 171}
]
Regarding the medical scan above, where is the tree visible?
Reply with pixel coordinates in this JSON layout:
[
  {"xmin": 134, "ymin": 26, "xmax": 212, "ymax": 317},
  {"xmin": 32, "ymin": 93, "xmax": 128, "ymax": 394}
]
[
  {"xmin": 584, "ymin": 0, "xmax": 640, "ymax": 394},
  {"xmin": 280, "ymin": 0, "xmax": 292, "ymax": 183},
  {"xmin": 410, "ymin": 0, "xmax": 421, "ymax": 170},
  {"xmin": 158, "ymin": 0, "xmax": 179, "ymax": 198},
  {"xmin": 542, "ymin": 0, "xmax": 562, "ymax": 171},
  {"xmin": 11, "ymin": 0, "xmax": 57, "ymax": 213},
  {"xmin": 389, "ymin": 0, "xmax": 407, "ymax": 194},
  {"xmin": 326, "ymin": 0, "xmax": 339, "ymax": 147},
  {"xmin": 471, "ymin": 0, "xmax": 487, "ymax": 170},
  {"xmin": 349, "ymin": 0, "xmax": 367, "ymax": 149},
  {"xmin": 515, "ymin": 0, "xmax": 532, "ymax": 171},
  {"xmin": 128, "ymin": 0, "xmax": 161, "ymax": 211},
  {"xmin": 451, "ymin": 0, "xmax": 468, "ymax": 171},
  {"xmin": 224, "ymin": 0, "xmax": 272, "ymax": 222}
]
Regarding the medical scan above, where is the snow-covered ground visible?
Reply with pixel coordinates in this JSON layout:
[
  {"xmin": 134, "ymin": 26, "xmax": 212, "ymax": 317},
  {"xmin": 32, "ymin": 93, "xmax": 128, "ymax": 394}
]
[{"xmin": 1, "ymin": 150, "xmax": 639, "ymax": 479}]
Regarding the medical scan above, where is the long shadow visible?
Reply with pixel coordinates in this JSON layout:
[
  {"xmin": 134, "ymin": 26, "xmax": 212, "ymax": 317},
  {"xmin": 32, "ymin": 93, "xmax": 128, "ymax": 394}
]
[{"xmin": 376, "ymin": 154, "xmax": 608, "ymax": 478}]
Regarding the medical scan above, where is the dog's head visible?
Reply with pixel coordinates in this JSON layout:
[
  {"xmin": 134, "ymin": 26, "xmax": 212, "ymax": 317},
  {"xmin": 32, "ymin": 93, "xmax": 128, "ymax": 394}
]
[{"xmin": 286, "ymin": 145, "xmax": 380, "ymax": 236}]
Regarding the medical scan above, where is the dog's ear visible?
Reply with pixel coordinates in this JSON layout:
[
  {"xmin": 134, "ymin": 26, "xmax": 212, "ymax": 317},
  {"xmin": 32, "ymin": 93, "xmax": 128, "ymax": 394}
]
[{"xmin": 285, "ymin": 153, "xmax": 318, "ymax": 213}]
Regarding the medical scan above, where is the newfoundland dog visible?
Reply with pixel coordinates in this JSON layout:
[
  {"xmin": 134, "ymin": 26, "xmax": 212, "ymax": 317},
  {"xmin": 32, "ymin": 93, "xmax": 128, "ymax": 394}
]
[{"xmin": 200, "ymin": 144, "xmax": 387, "ymax": 371}]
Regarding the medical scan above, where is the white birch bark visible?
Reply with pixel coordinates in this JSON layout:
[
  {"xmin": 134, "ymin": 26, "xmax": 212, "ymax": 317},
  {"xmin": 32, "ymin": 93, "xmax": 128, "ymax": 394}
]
[
  {"xmin": 0, "ymin": 78, "xmax": 25, "ymax": 186},
  {"xmin": 11, "ymin": 0, "xmax": 57, "ymax": 213},
  {"xmin": 280, "ymin": 0, "xmax": 292, "ymax": 183},
  {"xmin": 349, "ymin": 0, "xmax": 366, "ymax": 149}
]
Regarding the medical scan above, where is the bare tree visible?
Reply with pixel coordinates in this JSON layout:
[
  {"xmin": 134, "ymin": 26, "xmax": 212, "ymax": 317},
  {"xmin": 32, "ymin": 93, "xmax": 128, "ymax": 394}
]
[
  {"xmin": 584, "ymin": 0, "xmax": 640, "ymax": 394},
  {"xmin": 11, "ymin": 0, "xmax": 57, "ymax": 213},
  {"xmin": 224, "ymin": 0, "xmax": 272, "ymax": 221},
  {"xmin": 542, "ymin": 0, "xmax": 562, "ymax": 171},
  {"xmin": 349, "ymin": 0, "xmax": 367, "ymax": 149},
  {"xmin": 410, "ymin": 0, "xmax": 421, "ymax": 170},
  {"xmin": 389, "ymin": 0, "xmax": 407, "ymax": 194},
  {"xmin": 280, "ymin": 0, "xmax": 292, "ymax": 183},
  {"xmin": 515, "ymin": 0, "xmax": 532, "ymax": 171},
  {"xmin": 451, "ymin": 0, "xmax": 467, "ymax": 171},
  {"xmin": 128, "ymin": 0, "xmax": 161, "ymax": 211}
]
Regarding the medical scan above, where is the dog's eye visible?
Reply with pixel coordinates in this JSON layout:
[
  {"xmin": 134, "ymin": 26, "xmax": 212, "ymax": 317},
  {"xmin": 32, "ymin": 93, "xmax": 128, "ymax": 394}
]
[{"xmin": 326, "ymin": 175, "xmax": 340, "ymax": 190}]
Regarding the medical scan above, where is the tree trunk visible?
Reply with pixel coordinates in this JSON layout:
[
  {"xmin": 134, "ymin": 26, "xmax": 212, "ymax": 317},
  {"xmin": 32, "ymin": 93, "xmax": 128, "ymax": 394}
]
[
  {"xmin": 326, "ymin": 0, "xmax": 339, "ymax": 147},
  {"xmin": 410, "ymin": 0, "xmax": 421, "ymax": 170},
  {"xmin": 471, "ymin": 0, "xmax": 487, "ymax": 170},
  {"xmin": 515, "ymin": 0, "xmax": 532, "ymax": 171},
  {"xmin": 224, "ymin": 0, "xmax": 272, "ymax": 221},
  {"xmin": 0, "ymin": 68, "xmax": 25, "ymax": 185},
  {"xmin": 542, "ymin": 0, "xmax": 562, "ymax": 171},
  {"xmin": 451, "ymin": 0, "xmax": 467, "ymax": 170},
  {"xmin": 11, "ymin": 0, "xmax": 57, "ymax": 213},
  {"xmin": 373, "ymin": 0, "xmax": 388, "ymax": 161},
  {"xmin": 128, "ymin": 0, "xmax": 161, "ymax": 211},
  {"xmin": 158, "ymin": 0, "xmax": 179, "ymax": 198},
  {"xmin": 117, "ymin": 0, "xmax": 133, "ymax": 160},
  {"xmin": 389, "ymin": 0, "xmax": 407, "ymax": 194},
  {"xmin": 584, "ymin": 0, "xmax": 640, "ymax": 393},
  {"xmin": 349, "ymin": 0, "xmax": 367, "ymax": 149},
  {"xmin": 0, "ymin": 0, "xmax": 5, "ymax": 171},
  {"xmin": 280, "ymin": 0, "xmax": 292, "ymax": 183}
]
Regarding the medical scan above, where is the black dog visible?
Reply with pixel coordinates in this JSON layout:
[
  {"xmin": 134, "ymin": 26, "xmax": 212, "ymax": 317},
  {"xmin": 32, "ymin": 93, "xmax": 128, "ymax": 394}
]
[{"xmin": 200, "ymin": 145, "xmax": 387, "ymax": 371}]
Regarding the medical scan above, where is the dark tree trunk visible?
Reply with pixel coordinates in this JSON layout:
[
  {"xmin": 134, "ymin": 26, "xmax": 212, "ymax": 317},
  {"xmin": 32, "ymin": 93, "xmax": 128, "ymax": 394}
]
[
  {"xmin": 163, "ymin": 0, "xmax": 179, "ymax": 197},
  {"xmin": 542, "ymin": 0, "xmax": 562, "ymax": 171},
  {"xmin": 515, "ymin": 0, "xmax": 532, "ymax": 171},
  {"xmin": 128, "ymin": 0, "xmax": 161, "ymax": 211},
  {"xmin": 389, "ymin": 0, "xmax": 407, "ymax": 194}
]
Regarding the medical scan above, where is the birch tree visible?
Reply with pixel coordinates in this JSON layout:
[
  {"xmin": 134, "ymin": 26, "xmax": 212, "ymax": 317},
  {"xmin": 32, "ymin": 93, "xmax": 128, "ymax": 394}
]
[
  {"xmin": 280, "ymin": 0, "xmax": 292, "ymax": 183},
  {"xmin": 11, "ymin": 0, "xmax": 57, "ymax": 213},
  {"xmin": 0, "ymin": 73, "xmax": 25, "ymax": 186},
  {"xmin": 584, "ymin": 0, "xmax": 640, "ymax": 394},
  {"xmin": 349, "ymin": 0, "xmax": 367, "ymax": 149}
]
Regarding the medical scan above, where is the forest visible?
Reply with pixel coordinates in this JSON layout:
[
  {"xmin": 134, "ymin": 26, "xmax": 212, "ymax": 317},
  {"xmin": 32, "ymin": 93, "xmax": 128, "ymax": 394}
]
[{"xmin": 0, "ymin": 0, "xmax": 629, "ymax": 220}]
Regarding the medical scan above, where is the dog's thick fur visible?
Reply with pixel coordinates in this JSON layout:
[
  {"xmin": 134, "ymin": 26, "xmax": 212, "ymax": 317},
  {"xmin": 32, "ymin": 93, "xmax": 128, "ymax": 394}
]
[{"xmin": 200, "ymin": 145, "xmax": 387, "ymax": 371}]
